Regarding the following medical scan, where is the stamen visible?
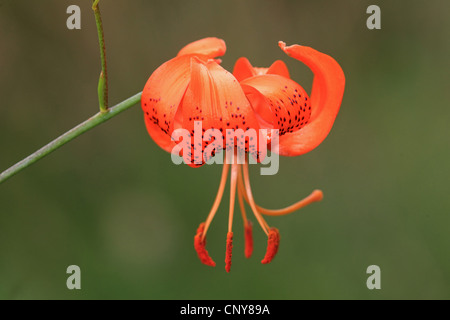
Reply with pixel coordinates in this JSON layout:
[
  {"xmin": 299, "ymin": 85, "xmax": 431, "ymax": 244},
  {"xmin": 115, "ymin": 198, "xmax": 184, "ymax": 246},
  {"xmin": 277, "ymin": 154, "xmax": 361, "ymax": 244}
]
[
  {"xmin": 261, "ymin": 227, "xmax": 280, "ymax": 264},
  {"xmin": 228, "ymin": 161, "xmax": 239, "ymax": 233},
  {"xmin": 201, "ymin": 163, "xmax": 230, "ymax": 241},
  {"xmin": 242, "ymin": 161, "xmax": 269, "ymax": 235},
  {"xmin": 238, "ymin": 171, "xmax": 322, "ymax": 217},
  {"xmin": 259, "ymin": 190, "xmax": 323, "ymax": 216},
  {"xmin": 194, "ymin": 222, "xmax": 216, "ymax": 267},
  {"xmin": 238, "ymin": 183, "xmax": 248, "ymax": 225},
  {"xmin": 225, "ymin": 232, "xmax": 233, "ymax": 272},
  {"xmin": 237, "ymin": 168, "xmax": 253, "ymax": 258},
  {"xmin": 224, "ymin": 160, "xmax": 239, "ymax": 272},
  {"xmin": 244, "ymin": 221, "xmax": 253, "ymax": 259}
]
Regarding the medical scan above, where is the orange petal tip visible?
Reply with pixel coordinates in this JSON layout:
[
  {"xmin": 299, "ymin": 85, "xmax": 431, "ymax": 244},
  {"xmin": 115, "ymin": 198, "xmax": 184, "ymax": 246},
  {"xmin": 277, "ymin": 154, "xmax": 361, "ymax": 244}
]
[
  {"xmin": 177, "ymin": 37, "xmax": 226, "ymax": 59},
  {"xmin": 194, "ymin": 222, "xmax": 216, "ymax": 267},
  {"xmin": 261, "ymin": 228, "xmax": 280, "ymax": 264},
  {"xmin": 278, "ymin": 41, "xmax": 305, "ymax": 58},
  {"xmin": 278, "ymin": 41, "xmax": 286, "ymax": 50},
  {"xmin": 278, "ymin": 41, "xmax": 302, "ymax": 50}
]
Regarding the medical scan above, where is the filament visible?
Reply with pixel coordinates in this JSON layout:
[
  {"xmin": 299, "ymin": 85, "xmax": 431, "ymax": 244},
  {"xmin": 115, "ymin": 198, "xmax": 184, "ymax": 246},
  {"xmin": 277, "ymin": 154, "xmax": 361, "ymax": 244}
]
[
  {"xmin": 258, "ymin": 190, "xmax": 323, "ymax": 216},
  {"xmin": 237, "ymin": 166, "xmax": 253, "ymax": 258},
  {"xmin": 202, "ymin": 162, "xmax": 230, "ymax": 241},
  {"xmin": 228, "ymin": 160, "xmax": 239, "ymax": 232},
  {"xmin": 242, "ymin": 160, "xmax": 269, "ymax": 235},
  {"xmin": 238, "ymin": 171, "xmax": 322, "ymax": 216}
]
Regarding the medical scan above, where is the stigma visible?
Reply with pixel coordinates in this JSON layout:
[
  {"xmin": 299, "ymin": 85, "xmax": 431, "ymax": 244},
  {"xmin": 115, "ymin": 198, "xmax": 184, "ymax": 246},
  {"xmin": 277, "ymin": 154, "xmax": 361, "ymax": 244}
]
[{"xmin": 193, "ymin": 152, "xmax": 323, "ymax": 272}]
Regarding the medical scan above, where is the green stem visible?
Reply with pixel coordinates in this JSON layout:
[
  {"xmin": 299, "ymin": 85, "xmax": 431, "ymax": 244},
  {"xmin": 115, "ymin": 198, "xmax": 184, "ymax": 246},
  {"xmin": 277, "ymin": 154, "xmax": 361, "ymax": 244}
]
[
  {"xmin": 0, "ymin": 92, "xmax": 142, "ymax": 185},
  {"xmin": 92, "ymin": 0, "xmax": 108, "ymax": 112}
]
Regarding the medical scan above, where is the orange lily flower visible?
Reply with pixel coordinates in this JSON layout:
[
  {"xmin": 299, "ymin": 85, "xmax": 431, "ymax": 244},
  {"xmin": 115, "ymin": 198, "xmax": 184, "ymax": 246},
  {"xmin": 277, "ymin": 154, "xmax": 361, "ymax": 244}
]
[{"xmin": 141, "ymin": 37, "xmax": 345, "ymax": 272}]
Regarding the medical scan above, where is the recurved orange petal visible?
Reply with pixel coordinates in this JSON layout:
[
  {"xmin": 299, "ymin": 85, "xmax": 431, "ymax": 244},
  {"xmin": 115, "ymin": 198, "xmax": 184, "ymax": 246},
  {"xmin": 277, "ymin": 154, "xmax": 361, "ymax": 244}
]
[
  {"xmin": 179, "ymin": 57, "xmax": 261, "ymax": 166},
  {"xmin": 241, "ymin": 74, "xmax": 311, "ymax": 136},
  {"xmin": 277, "ymin": 42, "xmax": 345, "ymax": 156},
  {"xmin": 267, "ymin": 60, "xmax": 290, "ymax": 79},
  {"xmin": 233, "ymin": 58, "xmax": 290, "ymax": 82},
  {"xmin": 141, "ymin": 54, "xmax": 193, "ymax": 153},
  {"xmin": 233, "ymin": 57, "xmax": 257, "ymax": 82}
]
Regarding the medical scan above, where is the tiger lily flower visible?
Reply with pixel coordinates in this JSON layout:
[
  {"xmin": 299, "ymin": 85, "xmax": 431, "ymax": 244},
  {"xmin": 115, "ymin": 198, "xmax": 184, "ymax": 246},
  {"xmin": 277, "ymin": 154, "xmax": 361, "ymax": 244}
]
[{"xmin": 141, "ymin": 37, "xmax": 345, "ymax": 272}]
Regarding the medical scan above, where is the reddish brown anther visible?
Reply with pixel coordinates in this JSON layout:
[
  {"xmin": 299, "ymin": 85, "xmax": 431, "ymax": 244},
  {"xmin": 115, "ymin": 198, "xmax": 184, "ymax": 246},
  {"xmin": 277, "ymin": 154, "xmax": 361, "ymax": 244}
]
[
  {"xmin": 225, "ymin": 232, "xmax": 233, "ymax": 272},
  {"xmin": 194, "ymin": 222, "xmax": 216, "ymax": 267},
  {"xmin": 244, "ymin": 221, "xmax": 253, "ymax": 259},
  {"xmin": 261, "ymin": 228, "xmax": 280, "ymax": 264}
]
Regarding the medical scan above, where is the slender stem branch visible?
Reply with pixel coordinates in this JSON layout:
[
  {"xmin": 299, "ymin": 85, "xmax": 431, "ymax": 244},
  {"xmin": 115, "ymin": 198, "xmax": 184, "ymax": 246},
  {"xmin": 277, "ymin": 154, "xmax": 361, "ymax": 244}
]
[
  {"xmin": 0, "ymin": 92, "xmax": 142, "ymax": 185},
  {"xmin": 92, "ymin": 0, "xmax": 108, "ymax": 112}
]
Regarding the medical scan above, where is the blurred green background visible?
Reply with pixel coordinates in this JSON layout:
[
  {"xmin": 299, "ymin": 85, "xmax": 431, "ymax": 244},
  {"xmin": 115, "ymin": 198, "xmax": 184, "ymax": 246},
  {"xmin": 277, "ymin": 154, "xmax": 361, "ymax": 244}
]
[{"xmin": 1, "ymin": 0, "xmax": 449, "ymax": 299}]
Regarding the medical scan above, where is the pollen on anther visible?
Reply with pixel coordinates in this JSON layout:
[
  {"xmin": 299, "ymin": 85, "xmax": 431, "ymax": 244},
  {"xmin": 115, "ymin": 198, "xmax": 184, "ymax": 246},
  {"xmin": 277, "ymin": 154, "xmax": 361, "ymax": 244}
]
[
  {"xmin": 225, "ymin": 232, "xmax": 233, "ymax": 273},
  {"xmin": 194, "ymin": 222, "xmax": 216, "ymax": 267},
  {"xmin": 261, "ymin": 228, "xmax": 280, "ymax": 264}
]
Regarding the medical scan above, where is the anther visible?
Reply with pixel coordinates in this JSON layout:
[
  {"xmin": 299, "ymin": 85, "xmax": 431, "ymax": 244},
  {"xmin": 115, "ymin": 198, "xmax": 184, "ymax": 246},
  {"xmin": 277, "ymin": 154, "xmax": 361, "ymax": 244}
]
[
  {"xmin": 261, "ymin": 228, "xmax": 280, "ymax": 264},
  {"xmin": 244, "ymin": 221, "xmax": 253, "ymax": 258},
  {"xmin": 225, "ymin": 232, "xmax": 233, "ymax": 272},
  {"xmin": 194, "ymin": 222, "xmax": 216, "ymax": 267}
]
